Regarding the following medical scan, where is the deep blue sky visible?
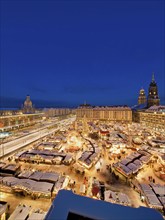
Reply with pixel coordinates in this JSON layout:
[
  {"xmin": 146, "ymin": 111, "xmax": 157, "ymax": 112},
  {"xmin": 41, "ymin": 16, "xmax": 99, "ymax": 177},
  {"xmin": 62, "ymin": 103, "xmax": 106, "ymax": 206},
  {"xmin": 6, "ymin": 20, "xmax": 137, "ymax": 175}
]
[{"xmin": 1, "ymin": 0, "xmax": 164, "ymax": 108}]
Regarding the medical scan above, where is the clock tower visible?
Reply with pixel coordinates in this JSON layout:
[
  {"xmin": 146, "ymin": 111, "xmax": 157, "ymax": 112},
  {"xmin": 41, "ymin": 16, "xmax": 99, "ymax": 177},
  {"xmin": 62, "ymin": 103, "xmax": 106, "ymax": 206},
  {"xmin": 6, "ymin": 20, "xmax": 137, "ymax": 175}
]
[
  {"xmin": 147, "ymin": 73, "xmax": 160, "ymax": 108},
  {"xmin": 138, "ymin": 88, "xmax": 146, "ymax": 105}
]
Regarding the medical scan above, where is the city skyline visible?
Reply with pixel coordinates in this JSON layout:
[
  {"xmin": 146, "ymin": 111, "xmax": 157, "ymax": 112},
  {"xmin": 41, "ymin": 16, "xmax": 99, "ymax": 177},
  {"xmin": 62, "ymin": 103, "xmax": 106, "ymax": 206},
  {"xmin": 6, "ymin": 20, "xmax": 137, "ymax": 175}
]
[
  {"xmin": 0, "ymin": 74, "xmax": 164, "ymax": 108},
  {"xmin": 1, "ymin": 0, "xmax": 164, "ymax": 108}
]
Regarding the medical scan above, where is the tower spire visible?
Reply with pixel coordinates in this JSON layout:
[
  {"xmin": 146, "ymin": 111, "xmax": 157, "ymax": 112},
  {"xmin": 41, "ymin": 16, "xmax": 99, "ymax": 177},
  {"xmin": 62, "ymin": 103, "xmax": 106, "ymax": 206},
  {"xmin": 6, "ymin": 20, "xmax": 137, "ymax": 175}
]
[
  {"xmin": 152, "ymin": 72, "xmax": 155, "ymax": 82},
  {"xmin": 147, "ymin": 72, "xmax": 160, "ymax": 107}
]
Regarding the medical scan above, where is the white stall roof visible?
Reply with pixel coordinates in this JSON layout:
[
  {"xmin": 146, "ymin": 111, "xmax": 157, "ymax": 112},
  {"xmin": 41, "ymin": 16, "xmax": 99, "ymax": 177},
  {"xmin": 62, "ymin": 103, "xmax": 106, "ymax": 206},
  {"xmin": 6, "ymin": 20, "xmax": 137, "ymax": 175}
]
[
  {"xmin": 118, "ymin": 193, "xmax": 131, "ymax": 205},
  {"xmin": 140, "ymin": 184, "xmax": 151, "ymax": 191},
  {"xmin": 18, "ymin": 171, "xmax": 34, "ymax": 179},
  {"xmin": 118, "ymin": 163, "xmax": 132, "ymax": 175},
  {"xmin": 132, "ymin": 152, "xmax": 141, "ymax": 158},
  {"xmin": 27, "ymin": 212, "xmax": 46, "ymax": 220},
  {"xmin": 3, "ymin": 164, "xmax": 18, "ymax": 171},
  {"xmin": 140, "ymin": 156, "xmax": 150, "ymax": 163},
  {"xmin": 18, "ymin": 179, "xmax": 36, "ymax": 189},
  {"xmin": 127, "ymin": 163, "xmax": 138, "ymax": 172},
  {"xmin": 159, "ymin": 196, "xmax": 165, "ymax": 205},
  {"xmin": 15, "ymin": 150, "xmax": 26, "ymax": 158},
  {"xmin": 8, "ymin": 205, "xmax": 31, "ymax": 220},
  {"xmin": 127, "ymin": 155, "xmax": 135, "ymax": 160},
  {"xmin": 41, "ymin": 155, "xmax": 54, "ymax": 160},
  {"xmin": 40, "ymin": 172, "xmax": 59, "ymax": 183},
  {"xmin": 29, "ymin": 171, "xmax": 43, "ymax": 181},
  {"xmin": 104, "ymin": 190, "xmax": 117, "ymax": 202},
  {"xmin": 2, "ymin": 176, "xmax": 18, "ymax": 186},
  {"xmin": 133, "ymin": 160, "xmax": 142, "ymax": 166},
  {"xmin": 32, "ymin": 181, "xmax": 53, "ymax": 194},
  {"xmin": 151, "ymin": 185, "xmax": 165, "ymax": 196},
  {"xmin": 54, "ymin": 181, "xmax": 63, "ymax": 191},
  {"xmin": 146, "ymin": 194, "xmax": 162, "ymax": 208},
  {"xmin": 120, "ymin": 159, "xmax": 130, "ymax": 165},
  {"xmin": 80, "ymin": 184, "xmax": 86, "ymax": 194}
]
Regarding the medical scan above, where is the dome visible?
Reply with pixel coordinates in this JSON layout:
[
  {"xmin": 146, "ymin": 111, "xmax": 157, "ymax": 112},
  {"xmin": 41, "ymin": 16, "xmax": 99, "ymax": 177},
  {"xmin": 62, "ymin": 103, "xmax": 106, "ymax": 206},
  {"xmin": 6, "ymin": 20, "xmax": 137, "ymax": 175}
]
[
  {"xmin": 24, "ymin": 95, "xmax": 32, "ymax": 107},
  {"xmin": 24, "ymin": 100, "xmax": 32, "ymax": 106},
  {"xmin": 139, "ymin": 88, "xmax": 145, "ymax": 95}
]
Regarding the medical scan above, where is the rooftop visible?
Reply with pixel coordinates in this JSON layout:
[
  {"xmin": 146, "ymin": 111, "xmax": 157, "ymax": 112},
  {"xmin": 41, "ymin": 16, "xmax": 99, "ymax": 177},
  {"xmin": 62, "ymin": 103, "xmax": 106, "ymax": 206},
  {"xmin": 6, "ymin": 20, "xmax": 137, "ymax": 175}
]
[
  {"xmin": 146, "ymin": 105, "xmax": 165, "ymax": 112},
  {"xmin": 45, "ymin": 190, "xmax": 163, "ymax": 220},
  {"xmin": 78, "ymin": 105, "xmax": 130, "ymax": 109}
]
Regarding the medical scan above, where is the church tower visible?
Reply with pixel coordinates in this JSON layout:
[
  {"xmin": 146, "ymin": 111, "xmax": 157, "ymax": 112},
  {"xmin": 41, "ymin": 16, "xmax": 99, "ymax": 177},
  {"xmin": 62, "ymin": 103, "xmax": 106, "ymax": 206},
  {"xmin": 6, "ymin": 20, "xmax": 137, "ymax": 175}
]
[
  {"xmin": 147, "ymin": 73, "xmax": 160, "ymax": 108},
  {"xmin": 138, "ymin": 88, "xmax": 146, "ymax": 105},
  {"xmin": 22, "ymin": 95, "xmax": 35, "ymax": 114}
]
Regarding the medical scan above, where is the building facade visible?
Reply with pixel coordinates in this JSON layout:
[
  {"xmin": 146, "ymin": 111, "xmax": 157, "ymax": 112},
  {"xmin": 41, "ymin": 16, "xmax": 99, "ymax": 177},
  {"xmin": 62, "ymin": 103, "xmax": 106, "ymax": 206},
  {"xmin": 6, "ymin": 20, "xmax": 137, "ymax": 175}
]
[
  {"xmin": 76, "ymin": 105, "xmax": 132, "ymax": 122},
  {"xmin": 0, "ymin": 95, "xmax": 44, "ymax": 131},
  {"xmin": 138, "ymin": 88, "xmax": 146, "ymax": 105},
  {"xmin": 132, "ymin": 106, "xmax": 165, "ymax": 133},
  {"xmin": 0, "ymin": 113, "xmax": 44, "ymax": 132},
  {"xmin": 22, "ymin": 95, "xmax": 35, "ymax": 114},
  {"xmin": 147, "ymin": 73, "xmax": 160, "ymax": 108},
  {"xmin": 0, "ymin": 109, "xmax": 22, "ymax": 116},
  {"xmin": 43, "ymin": 108, "xmax": 74, "ymax": 117}
]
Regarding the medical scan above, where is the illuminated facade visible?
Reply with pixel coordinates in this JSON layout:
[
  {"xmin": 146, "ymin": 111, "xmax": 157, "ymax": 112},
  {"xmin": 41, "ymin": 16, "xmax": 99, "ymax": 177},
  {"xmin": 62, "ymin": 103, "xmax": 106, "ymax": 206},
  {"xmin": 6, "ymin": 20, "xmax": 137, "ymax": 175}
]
[
  {"xmin": 76, "ymin": 105, "xmax": 132, "ymax": 122},
  {"xmin": 147, "ymin": 73, "xmax": 160, "ymax": 108},
  {"xmin": 133, "ymin": 73, "xmax": 163, "ymax": 131},
  {"xmin": 0, "ymin": 109, "xmax": 22, "ymax": 116},
  {"xmin": 138, "ymin": 88, "xmax": 146, "ymax": 105},
  {"xmin": 22, "ymin": 95, "xmax": 35, "ymax": 114},
  {"xmin": 133, "ymin": 106, "xmax": 165, "ymax": 133},
  {"xmin": 43, "ymin": 108, "xmax": 74, "ymax": 117},
  {"xmin": 0, "ymin": 113, "xmax": 44, "ymax": 131},
  {"xmin": 0, "ymin": 96, "xmax": 43, "ymax": 131}
]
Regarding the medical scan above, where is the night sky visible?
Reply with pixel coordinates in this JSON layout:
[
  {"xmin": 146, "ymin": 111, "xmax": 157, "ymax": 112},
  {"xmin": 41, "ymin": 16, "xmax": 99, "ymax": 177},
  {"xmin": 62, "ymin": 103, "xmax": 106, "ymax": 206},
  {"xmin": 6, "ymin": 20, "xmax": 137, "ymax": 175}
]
[{"xmin": 1, "ymin": 0, "xmax": 164, "ymax": 108}]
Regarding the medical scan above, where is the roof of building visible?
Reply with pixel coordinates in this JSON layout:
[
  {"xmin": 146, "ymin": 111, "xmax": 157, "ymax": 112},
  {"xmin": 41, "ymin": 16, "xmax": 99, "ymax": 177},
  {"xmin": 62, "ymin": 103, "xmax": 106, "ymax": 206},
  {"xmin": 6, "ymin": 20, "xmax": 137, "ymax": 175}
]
[
  {"xmin": 8, "ymin": 204, "xmax": 31, "ymax": 220},
  {"xmin": 45, "ymin": 190, "xmax": 163, "ymax": 220},
  {"xmin": 0, "ymin": 201, "xmax": 8, "ymax": 216},
  {"xmin": 146, "ymin": 105, "xmax": 165, "ymax": 112},
  {"xmin": 78, "ymin": 105, "xmax": 131, "ymax": 110},
  {"xmin": 27, "ymin": 212, "xmax": 46, "ymax": 220},
  {"xmin": 131, "ymin": 103, "xmax": 147, "ymax": 110}
]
